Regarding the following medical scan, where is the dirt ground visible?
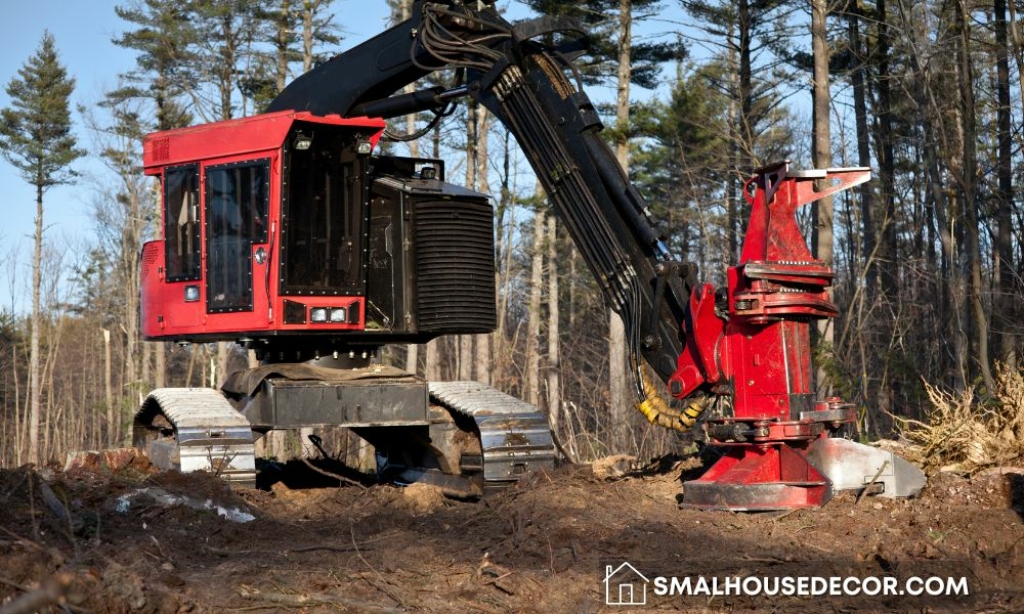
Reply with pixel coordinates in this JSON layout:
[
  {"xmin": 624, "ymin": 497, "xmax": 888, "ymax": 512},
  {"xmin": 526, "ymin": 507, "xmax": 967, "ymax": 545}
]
[{"xmin": 1, "ymin": 449, "xmax": 1021, "ymax": 614}]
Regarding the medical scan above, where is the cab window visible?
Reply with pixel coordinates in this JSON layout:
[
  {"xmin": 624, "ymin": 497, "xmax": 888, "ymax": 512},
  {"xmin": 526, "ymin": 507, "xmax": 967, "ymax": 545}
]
[
  {"xmin": 280, "ymin": 126, "xmax": 365, "ymax": 296},
  {"xmin": 164, "ymin": 165, "xmax": 201, "ymax": 282}
]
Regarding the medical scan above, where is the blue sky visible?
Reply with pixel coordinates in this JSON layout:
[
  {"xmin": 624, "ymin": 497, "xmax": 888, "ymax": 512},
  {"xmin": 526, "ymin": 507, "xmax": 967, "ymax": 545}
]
[
  {"xmin": 2, "ymin": 1, "xmax": 136, "ymax": 312},
  {"xmin": 0, "ymin": 1, "xmax": 400, "ymax": 312}
]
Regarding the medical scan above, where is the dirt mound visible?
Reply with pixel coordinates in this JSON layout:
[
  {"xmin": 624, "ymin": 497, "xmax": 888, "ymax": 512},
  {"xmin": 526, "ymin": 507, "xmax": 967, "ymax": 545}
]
[{"xmin": 0, "ymin": 460, "xmax": 1021, "ymax": 613}]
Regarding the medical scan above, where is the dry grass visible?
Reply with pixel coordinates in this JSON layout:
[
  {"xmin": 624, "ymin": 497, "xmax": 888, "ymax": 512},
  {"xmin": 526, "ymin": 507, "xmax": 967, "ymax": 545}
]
[{"xmin": 896, "ymin": 363, "xmax": 1024, "ymax": 473}]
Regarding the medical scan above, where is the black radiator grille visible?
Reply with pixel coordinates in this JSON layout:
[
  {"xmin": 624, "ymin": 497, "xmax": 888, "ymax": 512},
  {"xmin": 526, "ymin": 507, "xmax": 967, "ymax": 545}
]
[{"xmin": 414, "ymin": 199, "xmax": 496, "ymax": 333}]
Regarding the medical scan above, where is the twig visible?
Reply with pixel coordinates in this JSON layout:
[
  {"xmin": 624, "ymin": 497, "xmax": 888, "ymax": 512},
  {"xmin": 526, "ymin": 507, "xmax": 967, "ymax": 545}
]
[
  {"xmin": 203, "ymin": 546, "xmax": 254, "ymax": 557},
  {"xmin": 459, "ymin": 599, "xmax": 504, "ymax": 614},
  {"xmin": 0, "ymin": 573, "xmax": 72, "ymax": 614},
  {"xmin": 300, "ymin": 458, "xmax": 368, "ymax": 490},
  {"xmin": 0, "ymin": 575, "xmax": 29, "ymax": 592},
  {"xmin": 27, "ymin": 472, "xmax": 39, "ymax": 542},
  {"xmin": 0, "ymin": 473, "xmax": 29, "ymax": 503},
  {"xmin": 740, "ymin": 555, "xmax": 792, "ymax": 563},
  {"xmin": 237, "ymin": 585, "xmax": 402, "ymax": 613},
  {"xmin": 288, "ymin": 544, "xmax": 366, "ymax": 553},
  {"xmin": 856, "ymin": 460, "xmax": 890, "ymax": 505},
  {"xmin": 350, "ymin": 525, "xmax": 404, "ymax": 607},
  {"xmin": 38, "ymin": 481, "xmax": 76, "ymax": 538},
  {"xmin": 996, "ymin": 535, "xmax": 1024, "ymax": 559},
  {"xmin": 0, "ymin": 527, "xmax": 44, "ymax": 552},
  {"xmin": 481, "ymin": 571, "xmax": 514, "ymax": 586},
  {"xmin": 768, "ymin": 509, "xmax": 798, "ymax": 523},
  {"xmin": 287, "ymin": 531, "xmax": 392, "ymax": 554},
  {"xmin": 148, "ymin": 535, "xmax": 167, "ymax": 559}
]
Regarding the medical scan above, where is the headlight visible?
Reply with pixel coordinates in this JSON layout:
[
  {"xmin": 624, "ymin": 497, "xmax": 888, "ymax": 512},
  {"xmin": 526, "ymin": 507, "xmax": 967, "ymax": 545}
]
[
  {"xmin": 310, "ymin": 307, "xmax": 328, "ymax": 323},
  {"xmin": 329, "ymin": 308, "xmax": 347, "ymax": 323},
  {"xmin": 184, "ymin": 285, "xmax": 200, "ymax": 302}
]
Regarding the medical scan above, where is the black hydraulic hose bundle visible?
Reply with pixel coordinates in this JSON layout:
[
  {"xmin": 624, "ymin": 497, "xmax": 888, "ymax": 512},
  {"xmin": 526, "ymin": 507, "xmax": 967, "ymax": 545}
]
[
  {"xmin": 411, "ymin": 3, "xmax": 681, "ymax": 402},
  {"xmin": 485, "ymin": 63, "xmax": 651, "ymax": 400}
]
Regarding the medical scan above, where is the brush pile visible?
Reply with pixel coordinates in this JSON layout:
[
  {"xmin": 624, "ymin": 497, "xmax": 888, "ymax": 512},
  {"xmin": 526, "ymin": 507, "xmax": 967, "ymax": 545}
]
[{"xmin": 899, "ymin": 363, "xmax": 1024, "ymax": 473}]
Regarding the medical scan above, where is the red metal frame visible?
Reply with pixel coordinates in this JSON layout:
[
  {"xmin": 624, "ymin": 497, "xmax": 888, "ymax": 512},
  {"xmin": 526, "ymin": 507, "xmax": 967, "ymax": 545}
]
[
  {"xmin": 140, "ymin": 111, "xmax": 385, "ymax": 342},
  {"xmin": 672, "ymin": 162, "xmax": 871, "ymax": 510}
]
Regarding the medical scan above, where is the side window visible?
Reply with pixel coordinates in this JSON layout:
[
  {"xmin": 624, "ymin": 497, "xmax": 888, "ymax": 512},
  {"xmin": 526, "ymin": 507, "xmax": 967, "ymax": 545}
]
[
  {"xmin": 204, "ymin": 159, "xmax": 270, "ymax": 312},
  {"xmin": 164, "ymin": 165, "xmax": 201, "ymax": 282}
]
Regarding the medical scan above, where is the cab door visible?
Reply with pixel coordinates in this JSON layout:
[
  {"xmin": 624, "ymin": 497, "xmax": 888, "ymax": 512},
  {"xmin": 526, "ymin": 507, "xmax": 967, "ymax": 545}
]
[{"xmin": 204, "ymin": 158, "xmax": 271, "ymax": 314}]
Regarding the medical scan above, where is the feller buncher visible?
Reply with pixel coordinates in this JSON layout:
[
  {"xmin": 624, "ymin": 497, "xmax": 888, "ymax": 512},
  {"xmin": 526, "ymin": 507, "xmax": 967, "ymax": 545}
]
[{"xmin": 133, "ymin": 0, "xmax": 924, "ymax": 509}]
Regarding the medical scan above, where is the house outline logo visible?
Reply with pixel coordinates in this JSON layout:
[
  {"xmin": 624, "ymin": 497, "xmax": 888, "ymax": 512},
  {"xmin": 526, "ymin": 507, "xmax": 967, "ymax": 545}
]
[{"xmin": 604, "ymin": 561, "xmax": 650, "ymax": 606}]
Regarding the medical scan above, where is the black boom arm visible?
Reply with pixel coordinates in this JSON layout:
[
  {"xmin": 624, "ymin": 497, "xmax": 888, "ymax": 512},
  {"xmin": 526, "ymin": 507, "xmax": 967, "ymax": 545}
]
[{"xmin": 269, "ymin": 1, "xmax": 694, "ymax": 391}]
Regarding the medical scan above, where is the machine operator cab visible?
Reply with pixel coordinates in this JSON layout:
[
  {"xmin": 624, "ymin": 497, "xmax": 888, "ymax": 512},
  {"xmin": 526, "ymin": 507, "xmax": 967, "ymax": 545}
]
[{"xmin": 140, "ymin": 111, "xmax": 496, "ymax": 360}]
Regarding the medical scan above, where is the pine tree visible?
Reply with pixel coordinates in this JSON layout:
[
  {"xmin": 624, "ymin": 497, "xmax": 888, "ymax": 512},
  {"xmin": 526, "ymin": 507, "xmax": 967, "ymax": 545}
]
[
  {"xmin": 112, "ymin": 0, "xmax": 194, "ymax": 131},
  {"xmin": 522, "ymin": 0, "xmax": 683, "ymax": 89},
  {"xmin": 630, "ymin": 61, "xmax": 731, "ymax": 272},
  {"xmin": 680, "ymin": 0, "xmax": 792, "ymax": 258},
  {"xmin": 0, "ymin": 32, "xmax": 85, "ymax": 464},
  {"xmin": 239, "ymin": 0, "xmax": 341, "ymax": 114}
]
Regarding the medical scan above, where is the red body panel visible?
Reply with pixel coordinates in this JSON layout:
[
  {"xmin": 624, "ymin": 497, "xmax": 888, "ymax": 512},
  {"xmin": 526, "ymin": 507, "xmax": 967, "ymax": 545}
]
[
  {"xmin": 142, "ymin": 111, "xmax": 384, "ymax": 174},
  {"xmin": 140, "ymin": 111, "xmax": 385, "ymax": 342}
]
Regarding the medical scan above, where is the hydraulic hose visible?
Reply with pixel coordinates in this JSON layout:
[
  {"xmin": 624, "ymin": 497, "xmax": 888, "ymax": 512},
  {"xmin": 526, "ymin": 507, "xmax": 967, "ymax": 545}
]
[{"xmin": 634, "ymin": 366, "xmax": 710, "ymax": 432}]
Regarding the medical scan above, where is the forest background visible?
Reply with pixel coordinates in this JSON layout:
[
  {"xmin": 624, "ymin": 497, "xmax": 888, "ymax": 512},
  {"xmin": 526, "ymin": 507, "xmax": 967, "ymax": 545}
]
[{"xmin": 0, "ymin": 0, "xmax": 1020, "ymax": 468}]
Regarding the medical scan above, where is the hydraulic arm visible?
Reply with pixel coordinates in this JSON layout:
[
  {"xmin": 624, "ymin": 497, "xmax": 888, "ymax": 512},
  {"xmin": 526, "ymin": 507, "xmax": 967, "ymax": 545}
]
[{"xmin": 269, "ymin": 1, "xmax": 693, "ymax": 392}]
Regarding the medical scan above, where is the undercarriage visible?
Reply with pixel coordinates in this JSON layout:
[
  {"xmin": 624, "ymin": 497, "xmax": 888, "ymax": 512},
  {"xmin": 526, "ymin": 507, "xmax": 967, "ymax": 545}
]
[{"xmin": 133, "ymin": 356, "xmax": 557, "ymax": 495}]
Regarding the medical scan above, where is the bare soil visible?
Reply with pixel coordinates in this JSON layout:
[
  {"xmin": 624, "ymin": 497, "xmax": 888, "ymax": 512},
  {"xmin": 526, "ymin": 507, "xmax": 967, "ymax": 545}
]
[{"xmin": 1, "ymin": 451, "xmax": 1022, "ymax": 613}]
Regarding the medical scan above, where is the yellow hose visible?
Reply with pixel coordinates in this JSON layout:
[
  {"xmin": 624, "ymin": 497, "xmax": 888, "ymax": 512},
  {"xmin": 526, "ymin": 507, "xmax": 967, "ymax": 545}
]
[{"xmin": 633, "ymin": 365, "xmax": 710, "ymax": 432}]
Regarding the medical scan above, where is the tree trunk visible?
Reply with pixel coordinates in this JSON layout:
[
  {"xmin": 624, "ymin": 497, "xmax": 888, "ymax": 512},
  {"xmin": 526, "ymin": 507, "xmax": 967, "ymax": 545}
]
[
  {"xmin": 726, "ymin": 18, "xmax": 741, "ymax": 261},
  {"xmin": 458, "ymin": 336, "xmax": 474, "ymax": 381},
  {"xmin": 28, "ymin": 184, "xmax": 43, "ymax": 465},
  {"xmin": 903, "ymin": 6, "xmax": 967, "ymax": 389},
  {"xmin": 875, "ymin": 0, "xmax": 898, "ymax": 299},
  {"xmin": 405, "ymin": 344, "xmax": 419, "ymax": 375},
  {"xmin": 302, "ymin": 0, "xmax": 316, "ymax": 72},
  {"xmin": 155, "ymin": 342, "xmax": 166, "ymax": 388},
  {"xmin": 609, "ymin": 0, "xmax": 633, "ymax": 453},
  {"xmin": 1007, "ymin": 0, "xmax": 1024, "ymax": 115},
  {"xmin": 568, "ymin": 246, "xmax": 577, "ymax": 330},
  {"xmin": 526, "ymin": 205, "xmax": 545, "ymax": 407},
  {"xmin": 811, "ymin": 0, "xmax": 834, "ymax": 394},
  {"xmin": 474, "ymin": 106, "xmax": 492, "ymax": 385},
  {"xmin": 276, "ymin": 0, "xmax": 292, "ymax": 92},
  {"xmin": 218, "ymin": 14, "xmax": 236, "ymax": 120},
  {"xmin": 847, "ymin": 4, "xmax": 875, "ymax": 295},
  {"xmin": 217, "ymin": 341, "xmax": 231, "ymax": 387},
  {"xmin": 546, "ymin": 214, "xmax": 561, "ymax": 438},
  {"xmin": 955, "ymin": 0, "xmax": 994, "ymax": 391},
  {"xmin": 103, "ymin": 328, "xmax": 113, "ymax": 444},
  {"xmin": 927, "ymin": 148, "xmax": 968, "ymax": 390},
  {"xmin": 494, "ymin": 130, "xmax": 513, "ymax": 387},
  {"xmin": 457, "ymin": 98, "xmax": 479, "ymax": 383},
  {"xmin": 402, "ymin": 0, "xmax": 421, "ymax": 377},
  {"xmin": 12, "ymin": 341, "xmax": 23, "ymax": 463},
  {"xmin": 425, "ymin": 339, "xmax": 441, "ymax": 381},
  {"xmin": 993, "ymin": 0, "xmax": 1016, "ymax": 368},
  {"xmin": 140, "ymin": 336, "xmax": 150, "ymax": 398}
]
